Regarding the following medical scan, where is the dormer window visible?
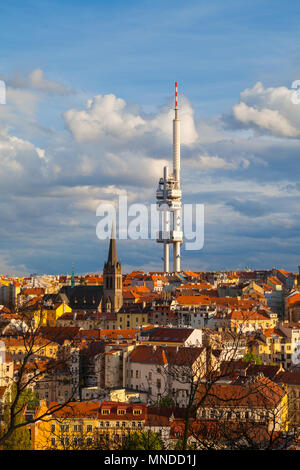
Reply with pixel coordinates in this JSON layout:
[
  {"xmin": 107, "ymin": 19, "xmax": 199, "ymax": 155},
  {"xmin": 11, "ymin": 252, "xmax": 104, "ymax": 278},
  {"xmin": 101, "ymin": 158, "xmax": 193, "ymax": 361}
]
[
  {"xmin": 133, "ymin": 409, "xmax": 142, "ymax": 415},
  {"xmin": 102, "ymin": 408, "xmax": 110, "ymax": 415},
  {"xmin": 117, "ymin": 409, "xmax": 126, "ymax": 415}
]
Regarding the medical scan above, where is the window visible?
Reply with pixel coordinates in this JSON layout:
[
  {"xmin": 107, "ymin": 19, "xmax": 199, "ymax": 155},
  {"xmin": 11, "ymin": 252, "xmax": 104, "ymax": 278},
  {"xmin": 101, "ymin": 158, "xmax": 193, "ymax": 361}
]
[
  {"xmin": 86, "ymin": 438, "xmax": 92, "ymax": 446},
  {"xmin": 51, "ymin": 424, "xmax": 56, "ymax": 433},
  {"xmin": 73, "ymin": 425, "xmax": 83, "ymax": 433},
  {"xmin": 86, "ymin": 425, "xmax": 93, "ymax": 433},
  {"xmin": 149, "ymin": 372, "xmax": 152, "ymax": 380},
  {"xmin": 135, "ymin": 370, "xmax": 139, "ymax": 378},
  {"xmin": 60, "ymin": 425, "xmax": 69, "ymax": 433},
  {"xmin": 117, "ymin": 409, "xmax": 126, "ymax": 415},
  {"xmin": 102, "ymin": 409, "xmax": 110, "ymax": 415},
  {"xmin": 133, "ymin": 409, "xmax": 142, "ymax": 415},
  {"xmin": 51, "ymin": 438, "xmax": 55, "ymax": 447}
]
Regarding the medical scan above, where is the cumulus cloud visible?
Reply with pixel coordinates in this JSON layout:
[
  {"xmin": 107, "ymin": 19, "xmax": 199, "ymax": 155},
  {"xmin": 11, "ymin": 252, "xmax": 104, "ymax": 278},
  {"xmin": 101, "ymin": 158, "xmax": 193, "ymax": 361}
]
[
  {"xmin": 63, "ymin": 93, "xmax": 198, "ymax": 145},
  {"xmin": 63, "ymin": 94, "xmax": 146, "ymax": 142},
  {"xmin": 0, "ymin": 128, "xmax": 50, "ymax": 191},
  {"xmin": 231, "ymin": 81, "xmax": 300, "ymax": 137},
  {"xmin": 233, "ymin": 101, "xmax": 299, "ymax": 137}
]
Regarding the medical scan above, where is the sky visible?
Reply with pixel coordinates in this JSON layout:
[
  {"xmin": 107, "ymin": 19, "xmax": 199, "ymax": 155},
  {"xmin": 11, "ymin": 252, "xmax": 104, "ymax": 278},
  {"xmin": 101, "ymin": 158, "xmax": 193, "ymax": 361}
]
[{"xmin": 1, "ymin": 0, "xmax": 300, "ymax": 275}]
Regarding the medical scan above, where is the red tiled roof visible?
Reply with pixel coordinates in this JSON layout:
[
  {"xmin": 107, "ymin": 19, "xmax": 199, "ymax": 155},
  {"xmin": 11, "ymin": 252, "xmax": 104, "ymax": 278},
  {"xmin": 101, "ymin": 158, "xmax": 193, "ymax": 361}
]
[
  {"xmin": 147, "ymin": 327, "xmax": 195, "ymax": 343},
  {"xmin": 198, "ymin": 376, "xmax": 285, "ymax": 409},
  {"xmin": 275, "ymin": 371, "xmax": 300, "ymax": 386},
  {"xmin": 129, "ymin": 345, "xmax": 204, "ymax": 365},
  {"xmin": 48, "ymin": 401, "xmax": 147, "ymax": 420}
]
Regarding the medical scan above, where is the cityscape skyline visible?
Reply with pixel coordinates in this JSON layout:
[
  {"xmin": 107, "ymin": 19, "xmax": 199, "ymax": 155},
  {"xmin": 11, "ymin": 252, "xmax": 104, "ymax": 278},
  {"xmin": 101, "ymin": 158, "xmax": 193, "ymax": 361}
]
[{"xmin": 2, "ymin": 1, "xmax": 300, "ymax": 454}]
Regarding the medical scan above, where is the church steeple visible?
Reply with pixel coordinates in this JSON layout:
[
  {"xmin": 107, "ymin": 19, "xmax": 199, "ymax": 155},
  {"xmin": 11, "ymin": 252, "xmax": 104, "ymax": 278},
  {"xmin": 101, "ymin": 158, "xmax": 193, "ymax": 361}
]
[
  {"xmin": 103, "ymin": 225, "xmax": 123, "ymax": 313},
  {"xmin": 107, "ymin": 223, "xmax": 118, "ymax": 267}
]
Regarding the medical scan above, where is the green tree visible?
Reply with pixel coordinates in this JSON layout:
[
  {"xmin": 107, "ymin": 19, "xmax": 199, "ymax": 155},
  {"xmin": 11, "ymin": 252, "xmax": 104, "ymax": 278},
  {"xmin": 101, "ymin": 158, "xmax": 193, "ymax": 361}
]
[
  {"xmin": 242, "ymin": 352, "xmax": 262, "ymax": 365},
  {"xmin": 2, "ymin": 385, "xmax": 38, "ymax": 450},
  {"xmin": 121, "ymin": 430, "xmax": 164, "ymax": 450}
]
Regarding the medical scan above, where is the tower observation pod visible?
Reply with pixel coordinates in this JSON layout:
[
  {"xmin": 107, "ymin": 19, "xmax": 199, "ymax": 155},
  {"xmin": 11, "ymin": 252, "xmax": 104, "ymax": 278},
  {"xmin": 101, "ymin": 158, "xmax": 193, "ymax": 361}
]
[{"xmin": 156, "ymin": 82, "xmax": 183, "ymax": 273}]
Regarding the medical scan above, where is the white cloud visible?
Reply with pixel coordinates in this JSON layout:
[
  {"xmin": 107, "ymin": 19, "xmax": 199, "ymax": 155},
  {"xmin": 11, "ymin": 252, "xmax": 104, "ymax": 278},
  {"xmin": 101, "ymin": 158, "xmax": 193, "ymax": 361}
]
[
  {"xmin": 63, "ymin": 93, "xmax": 198, "ymax": 146},
  {"xmin": 232, "ymin": 81, "xmax": 300, "ymax": 137},
  {"xmin": 0, "ymin": 128, "xmax": 49, "ymax": 188},
  {"xmin": 233, "ymin": 101, "xmax": 299, "ymax": 137},
  {"xmin": 64, "ymin": 94, "xmax": 146, "ymax": 142}
]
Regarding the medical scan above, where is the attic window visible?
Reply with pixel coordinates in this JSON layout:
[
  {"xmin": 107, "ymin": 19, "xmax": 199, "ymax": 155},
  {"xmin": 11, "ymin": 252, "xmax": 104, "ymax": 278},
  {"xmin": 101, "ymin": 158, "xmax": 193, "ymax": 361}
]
[
  {"xmin": 102, "ymin": 409, "xmax": 110, "ymax": 415},
  {"xmin": 117, "ymin": 409, "xmax": 126, "ymax": 415},
  {"xmin": 133, "ymin": 409, "xmax": 142, "ymax": 415}
]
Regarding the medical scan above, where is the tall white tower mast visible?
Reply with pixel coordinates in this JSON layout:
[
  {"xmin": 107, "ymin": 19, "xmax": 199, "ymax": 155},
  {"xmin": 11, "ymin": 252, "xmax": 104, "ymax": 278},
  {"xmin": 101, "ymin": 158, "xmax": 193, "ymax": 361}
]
[
  {"xmin": 156, "ymin": 82, "xmax": 183, "ymax": 273},
  {"xmin": 173, "ymin": 81, "xmax": 180, "ymax": 182},
  {"xmin": 173, "ymin": 81, "xmax": 181, "ymax": 272}
]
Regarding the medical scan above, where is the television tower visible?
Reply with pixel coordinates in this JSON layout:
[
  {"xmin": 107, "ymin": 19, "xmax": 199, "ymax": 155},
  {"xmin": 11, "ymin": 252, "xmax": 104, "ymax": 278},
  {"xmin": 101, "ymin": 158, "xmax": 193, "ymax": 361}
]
[{"xmin": 156, "ymin": 82, "xmax": 183, "ymax": 273}]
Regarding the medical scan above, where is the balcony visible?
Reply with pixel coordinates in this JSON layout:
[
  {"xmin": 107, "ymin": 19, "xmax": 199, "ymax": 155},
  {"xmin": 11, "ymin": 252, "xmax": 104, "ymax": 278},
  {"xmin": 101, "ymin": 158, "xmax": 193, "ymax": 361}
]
[
  {"xmin": 167, "ymin": 189, "xmax": 181, "ymax": 199},
  {"xmin": 156, "ymin": 189, "xmax": 164, "ymax": 199}
]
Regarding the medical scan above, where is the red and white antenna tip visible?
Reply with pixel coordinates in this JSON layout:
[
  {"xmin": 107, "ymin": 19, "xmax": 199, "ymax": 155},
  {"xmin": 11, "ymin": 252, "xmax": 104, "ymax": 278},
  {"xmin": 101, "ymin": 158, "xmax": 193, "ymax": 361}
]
[{"xmin": 175, "ymin": 81, "xmax": 178, "ymax": 108}]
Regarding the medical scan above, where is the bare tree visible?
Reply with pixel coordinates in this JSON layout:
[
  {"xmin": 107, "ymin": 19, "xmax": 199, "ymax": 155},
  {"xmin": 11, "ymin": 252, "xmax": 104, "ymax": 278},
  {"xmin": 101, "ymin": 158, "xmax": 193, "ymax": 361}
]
[
  {"xmin": 0, "ymin": 303, "xmax": 80, "ymax": 448},
  {"xmin": 153, "ymin": 325, "xmax": 300, "ymax": 450}
]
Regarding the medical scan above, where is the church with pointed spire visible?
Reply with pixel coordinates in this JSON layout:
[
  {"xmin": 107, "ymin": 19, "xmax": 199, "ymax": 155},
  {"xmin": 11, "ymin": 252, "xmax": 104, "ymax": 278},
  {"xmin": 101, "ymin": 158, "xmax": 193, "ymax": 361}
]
[
  {"xmin": 103, "ymin": 230, "xmax": 123, "ymax": 313},
  {"xmin": 60, "ymin": 229, "xmax": 123, "ymax": 313}
]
